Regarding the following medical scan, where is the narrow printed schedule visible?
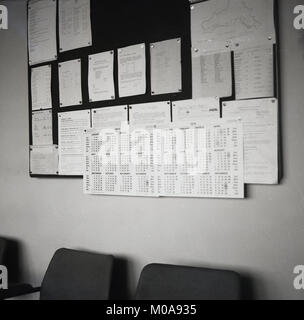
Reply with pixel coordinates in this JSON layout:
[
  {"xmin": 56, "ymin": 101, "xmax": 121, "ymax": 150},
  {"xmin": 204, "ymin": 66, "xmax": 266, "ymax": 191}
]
[
  {"xmin": 118, "ymin": 44, "xmax": 146, "ymax": 98},
  {"xmin": 84, "ymin": 106, "xmax": 128, "ymax": 195},
  {"xmin": 58, "ymin": 110, "xmax": 91, "ymax": 176},
  {"xmin": 192, "ymin": 52, "xmax": 232, "ymax": 99},
  {"xmin": 234, "ymin": 45, "xmax": 274, "ymax": 100},
  {"xmin": 28, "ymin": 0, "xmax": 57, "ymax": 65},
  {"xmin": 59, "ymin": 0, "xmax": 92, "ymax": 52}
]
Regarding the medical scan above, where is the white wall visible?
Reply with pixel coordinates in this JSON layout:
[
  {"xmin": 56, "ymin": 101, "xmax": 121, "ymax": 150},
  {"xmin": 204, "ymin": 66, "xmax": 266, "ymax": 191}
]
[{"xmin": 0, "ymin": 0, "xmax": 304, "ymax": 300}]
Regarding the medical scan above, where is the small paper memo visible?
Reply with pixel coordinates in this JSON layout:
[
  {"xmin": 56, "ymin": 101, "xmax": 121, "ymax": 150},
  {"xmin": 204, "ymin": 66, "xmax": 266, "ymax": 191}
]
[
  {"xmin": 58, "ymin": 110, "xmax": 91, "ymax": 176},
  {"xmin": 31, "ymin": 65, "xmax": 52, "ymax": 111},
  {"xmin": 88, "ymin": 51, "xmax": 115, "ymax": 102},
  {"xmin": 192, "ymin": 52, "xmax": 232, "ymax": 99},
  {"xmin": 234, "ymin": 45, "xmax": 274, "ymax": 100},
  {"xmin": 59, "ymin": 0, "xmax": 92, "ymax": 52},
  {"xmin": 222, "ymin": 98, "xmax": 278, "ymax": 184},
  {"xmin": 191, "ymin": 0, "xmax": 275, "ymax": 54},
  {"xmin": 32, "ymin": 110, "xmax": 53, "ymax": 146},
  {"xmin": 30, "ymin": 145, "xmax": 58, "ymax": 175},
  {"xmin": 118, "ymin": 44, "xmax": 146, "ymax": 98},
  {"xmin": 28, "ymin": 0, "xmax": 57, "ymax": 65},
  {"xmin": 172, "ymin": 98, "xmax": 220, "ymax": 126},
  {"xmin": 59, "ymin": 59, "xmax": 82, "ymax": 107},
  {"xmin": 129, "ymin": 101, "xmax": 171, "ymax": 129},
  {"xmin": 150, "ymin": 38, "xmax": 182, "ymax": 95},
  {"xmin": 92, "ymin": 106, "xmax": 128, "ymax": 130}
]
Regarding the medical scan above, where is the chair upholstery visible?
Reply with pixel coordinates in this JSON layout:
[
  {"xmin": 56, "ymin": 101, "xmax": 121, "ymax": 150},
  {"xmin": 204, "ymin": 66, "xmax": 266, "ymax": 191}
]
[
  {"xmin": 135, "ymin": 263, "xmax": 241, "ymax": 300},
  {"xmin": 0, "ymin": 238, "xmax": 7, "ymax": 265},
  {"xmin": 40, "ymin": 248, "xmax": 114, "ymax": 300}
]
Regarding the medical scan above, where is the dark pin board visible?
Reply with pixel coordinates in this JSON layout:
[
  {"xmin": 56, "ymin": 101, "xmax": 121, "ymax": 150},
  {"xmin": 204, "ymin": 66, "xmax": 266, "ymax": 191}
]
[{"xmin": 28, "ymin": 0, "xmax": 281, "ymax": 181}]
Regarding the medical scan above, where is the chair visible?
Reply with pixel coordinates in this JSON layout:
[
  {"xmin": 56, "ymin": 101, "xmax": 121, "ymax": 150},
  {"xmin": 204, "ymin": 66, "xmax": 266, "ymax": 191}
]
[
  {"xmin": 39, "ymin": 248, "xmax": 114, "ymax": 300},
  {"xmin": 135, "ymin": 263, "xmax": 241, "ymax": 300},
  {"xmin": 0, "ymin": 237, "xmax": 37, "ymax": 300}
]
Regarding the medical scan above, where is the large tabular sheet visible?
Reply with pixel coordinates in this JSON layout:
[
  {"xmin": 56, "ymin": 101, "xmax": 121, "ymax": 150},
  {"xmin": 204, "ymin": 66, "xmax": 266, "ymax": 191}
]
[
  {"xmin": 58, "ymin": 110, "xmax": 91, "ymax": 176},
  {"xmin": 222, "ymin": 98, "xmax": 278, "ymax": 185},
  {"xmin": 28, "ymin": 0, "xmax": 57, "ymax": 65},
  {"xmin": 191, "ymin": 0, "xmax": 276, "ymax": 54},
  {"xmin": 59, "ymin": 0, "xmax": 92, "ymax": 52},
  {"xmin": 150, "ymin": 38, "xmax": 182, "ymax": 96},
  {"xmin": 84, "ymin": 118, "xmax": 244, "ymax": 199},
  {"xmin": 160, "ymin": 120, "xmax": 244, "ymax": 199}
]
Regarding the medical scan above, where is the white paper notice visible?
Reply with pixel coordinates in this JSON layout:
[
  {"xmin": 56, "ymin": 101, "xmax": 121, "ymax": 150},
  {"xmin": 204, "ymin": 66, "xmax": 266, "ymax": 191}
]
[
  {"xmin": 118, "ymin": 44, "xmax": 146, "ymax": 97},
  {"xmin": 234, "ymin": 45, "xmax": 274, "ymax": 100},
  {"xmin": 150, "ymin": 38, "xmax": 182, "ymax": 95},
  {"xmin": 191, "ymin": 0, "xmax": 275, "ymax": 54},
  {"xmin": 32, "ymin": 110, "xmax": 53, "ymax": 146},
  {"xmin": 172, "ymin": 98, "xmax": 220, "ymax": 126},
  {"xmin": 129, "ymin": 101, "xmax": 171, "ymax": 129},
  {"xmin": 58, "ymin": 110, "xmax": 91, "ymax": 175},
  {"xmin": 59, "ymin": 0, "xmax": 92, "ymax": 52},
  {"xmin": 92, "ymin": 106, "xmax": 128, "ymax": 130},
  {"xmin": 30, "ymin": 145, "xmax": 58, "ymax": 175},
  {"xmin": 192, "ymin": 52, "xmax": 232, "ymax": 99},
  {"xmin": 223, "ymin": 98, "xmax": 278, "ymax": 184},
  {"xmin": 31, "ymin": 65, "xmax": 52, "ymax": 111},
  {"xmin": 88, "ymin": 51, "xmax": 115, "ymax": 102},
  {"xmin": 59, "ymin": 59, "xmax": 82, "ymax": 107},
  {"xmin": 28, "ymin": 0, "xmax": 57, "ymax": 65}
]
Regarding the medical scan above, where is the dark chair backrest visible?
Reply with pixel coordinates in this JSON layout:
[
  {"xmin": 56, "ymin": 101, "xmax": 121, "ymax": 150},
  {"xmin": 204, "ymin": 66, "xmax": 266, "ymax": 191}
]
[
  {"xmin": 135, "ymin": 263, "xmax": 241, "ymax": 300},
  {"xmin": 0, "ymin": 238, "xmax": 7, "ymax": 265},
  {"xmin": 40, "ymin": 248, "xmax": 114, "ymax": 300}
]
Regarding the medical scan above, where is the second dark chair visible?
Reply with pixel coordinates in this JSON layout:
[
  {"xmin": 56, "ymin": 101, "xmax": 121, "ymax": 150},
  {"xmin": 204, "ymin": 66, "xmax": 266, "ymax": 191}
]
[{"xmin": 135, "ymin": 263, "xmax": 241, "ymax": 300}]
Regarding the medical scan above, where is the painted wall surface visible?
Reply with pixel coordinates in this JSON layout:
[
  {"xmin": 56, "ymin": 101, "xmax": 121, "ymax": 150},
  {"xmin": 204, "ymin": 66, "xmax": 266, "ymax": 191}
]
[{"xmin": 0, "ymin": 0, "xmax": 304, "ymax": 300}]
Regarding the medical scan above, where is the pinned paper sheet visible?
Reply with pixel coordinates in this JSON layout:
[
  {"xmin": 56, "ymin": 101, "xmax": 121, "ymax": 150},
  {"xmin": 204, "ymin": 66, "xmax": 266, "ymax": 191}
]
[
  {"xmin": 118, "ymin": 44, "xmax": 146, "ymax": 97},
  {"xmin": 192, "ymin": 52, "xmax": 232, "ymax": 99},
  {"xmin": 28, "ymin": 0, "xmax": 57, "ymax": 65},
  {"xmin": 150, "ymin": 38, "xmax": 182, "ymax": 95},
  {"xmin": 88, "ymin": 51, "xmax": 115, "ymax": 102},
  {"xmin": 172, "ymin": 98, "xmax": 220, "ymax": 126},
  {"xmin": 30, "ymin": 145, "xmax": 58, "ymax": 175},
  {"xmin": 191, "ymin": 0, "xmax": 276, "ymax": 54},
  {"xmin": 234, "ymin": 45, "xmax": 274, "ymax": 100},
  {"xmin": 129, "ymin": 101, "xmax": 171, "ymax": 129},
  {"xmin": 32, "ymin": 110, "xmax": 53, "ymax": 146},
  {"xmin": 31, "ymin": 65, "xmax": 52, "ymax": 111},
  {"xmin": 92, "ymin": 106, "xmax": 128, "ymax": 130},
  {"xmin": 59, "ymin": 59, "xmax": 82, "ymax": 107},
  {"xmin": 58, "ymin": 110, "xmax": 91, "ymax": 176},
  {"xmin": 222, "ymin": 98, "xmax": 278, "ymax": 184},
  {"xmin": 59, "ymin": 0, "xmax": 92, "ymax": 52}
]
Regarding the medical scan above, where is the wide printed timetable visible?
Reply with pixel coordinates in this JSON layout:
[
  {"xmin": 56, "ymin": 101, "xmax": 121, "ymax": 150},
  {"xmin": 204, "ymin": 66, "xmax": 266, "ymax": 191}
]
[{"xmin": 84, "ymin": 118, "xmax": 244, "ymax": 199}]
